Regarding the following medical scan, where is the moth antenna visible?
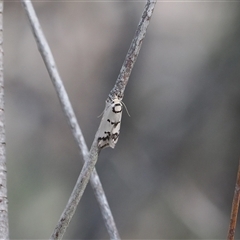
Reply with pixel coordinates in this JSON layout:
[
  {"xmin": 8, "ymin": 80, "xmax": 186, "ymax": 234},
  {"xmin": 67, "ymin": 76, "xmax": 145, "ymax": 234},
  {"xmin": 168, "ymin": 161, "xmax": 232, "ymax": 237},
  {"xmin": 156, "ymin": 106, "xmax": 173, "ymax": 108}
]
[
  {"xmin": 121, "ymin": 101, "xmax": 130, "ymax": 117},
  {"xmin": 97, "ymin": 110, "xmax": 104, "ymax": 118}
]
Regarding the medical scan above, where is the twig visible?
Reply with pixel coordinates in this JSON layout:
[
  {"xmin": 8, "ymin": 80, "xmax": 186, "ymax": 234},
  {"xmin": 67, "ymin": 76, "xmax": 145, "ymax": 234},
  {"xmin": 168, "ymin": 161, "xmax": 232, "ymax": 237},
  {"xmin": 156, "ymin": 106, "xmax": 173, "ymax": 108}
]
[
  {"xmin": 50, "ymin": 1, "xmax": 156, "ymax": 238},
  {"xmin": 51, "ymin": 140, "xmax": 100, "ymax": 240},
  {"xmin": 0, "ymin": 2, "xmax": 9, "ymax": 239},
  {"xmin": 227, "ymin": 158, "xmax": 240, "ymax": 240},
  {"xmin": 21, "ymin": 1, "xmax": 119, "ymax": 239},
  {"xmin": 110, "ymin": 0, "xmax": 156, "ymax": 101},
  {"xmin": 21, "ymin": 0, "xmax": 157, "ymax": 239},
  {"xmin": 49, "ymin": 1, "xmax": 157, "ymax": 239}
]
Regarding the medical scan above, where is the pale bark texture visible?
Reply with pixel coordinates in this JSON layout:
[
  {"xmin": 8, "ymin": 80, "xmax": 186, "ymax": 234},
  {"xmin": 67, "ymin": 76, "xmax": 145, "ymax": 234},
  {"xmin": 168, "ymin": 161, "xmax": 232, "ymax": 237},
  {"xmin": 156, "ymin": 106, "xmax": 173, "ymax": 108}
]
[
  {"xmin": 21, "ymin": 0, "xmax": 119, "ymax": 239},
  {"xmin": 21, "ymin": 0, "xmax": 156, "ymax": 239},
  {"xmin": 0, "ymin": 2, "xmax": 9, "ymax": 239},
  {"xmin": 51, "ymin": 1, "xmax": 157, "ymax": 239}
]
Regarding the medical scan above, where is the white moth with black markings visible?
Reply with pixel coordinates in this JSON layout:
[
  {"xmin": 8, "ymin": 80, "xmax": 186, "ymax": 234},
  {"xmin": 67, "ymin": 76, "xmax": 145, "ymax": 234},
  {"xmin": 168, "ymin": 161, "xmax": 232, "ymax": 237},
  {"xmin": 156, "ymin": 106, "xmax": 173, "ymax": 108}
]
[{"xmin": 97, "ymin": 97, "xmax": 123, "ymax": 149}]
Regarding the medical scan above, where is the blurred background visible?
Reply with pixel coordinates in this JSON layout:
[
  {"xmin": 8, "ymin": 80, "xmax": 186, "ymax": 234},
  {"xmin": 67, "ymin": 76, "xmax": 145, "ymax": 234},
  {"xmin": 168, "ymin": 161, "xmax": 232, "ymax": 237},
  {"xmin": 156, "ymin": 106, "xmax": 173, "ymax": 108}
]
[{"xmin": 4, "ymin": 1, "xmax": 240, "ymax": 239}]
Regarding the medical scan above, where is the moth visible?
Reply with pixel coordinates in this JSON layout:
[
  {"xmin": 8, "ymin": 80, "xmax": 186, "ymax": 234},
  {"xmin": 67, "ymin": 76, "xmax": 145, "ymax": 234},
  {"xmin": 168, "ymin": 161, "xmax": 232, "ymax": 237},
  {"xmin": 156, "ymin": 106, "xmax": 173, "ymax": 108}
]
[{"xmin": 97, "ymin": 97, "xmax": 123, "ymax": 149}]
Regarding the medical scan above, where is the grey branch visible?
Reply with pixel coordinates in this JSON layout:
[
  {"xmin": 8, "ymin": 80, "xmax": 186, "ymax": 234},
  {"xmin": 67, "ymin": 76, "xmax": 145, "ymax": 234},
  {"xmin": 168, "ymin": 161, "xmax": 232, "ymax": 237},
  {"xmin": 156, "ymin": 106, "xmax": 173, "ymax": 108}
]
[
  {"xmin": 110, "ymin": 0, "xmax": 157, "ymax": 101},
  {"xmin": 21, "ymin": 0, "xmax": 157, "ymax": 239},
  {"xmin": 21, "ymin": 1, "xmax": 119, "ymax": 240},
  {"xmin": 0, "ymin": 2, "xmax": 9, "ymax": 239}
]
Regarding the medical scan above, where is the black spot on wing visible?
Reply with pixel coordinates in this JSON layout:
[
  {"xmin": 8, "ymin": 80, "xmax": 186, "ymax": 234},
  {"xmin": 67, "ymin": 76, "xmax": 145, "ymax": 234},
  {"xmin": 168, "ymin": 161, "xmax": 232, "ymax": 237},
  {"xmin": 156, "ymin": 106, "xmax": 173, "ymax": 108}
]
[
  {"xmin": 112, "ymin": 132, "xmax": 119, "ymax": 141},
  {"xmin": 107, "ymin": 118, "xmax": 120, "ymax": 128},
  {"xmin": 98, "ymin": 131, "xmax": 111, "ymax": 148},
  {"xmin": 112, "ymin": 103, "xmax": 122, "ymax": 113},
  {"xmin": 99, "ymin": 142, "xmax": 109, "ymax": 149}
]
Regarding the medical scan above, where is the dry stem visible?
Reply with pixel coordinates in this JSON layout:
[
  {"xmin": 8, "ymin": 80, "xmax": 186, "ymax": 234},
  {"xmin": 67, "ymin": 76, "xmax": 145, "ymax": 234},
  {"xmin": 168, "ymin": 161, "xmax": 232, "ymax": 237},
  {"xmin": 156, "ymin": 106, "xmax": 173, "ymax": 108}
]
[
  {"xmin": 21, "ymin": 1, "xmax": 157, "ymax": 239},
  {"xmin": 227, "ymin": 158, "xmax": 240, "ymax": 240}
]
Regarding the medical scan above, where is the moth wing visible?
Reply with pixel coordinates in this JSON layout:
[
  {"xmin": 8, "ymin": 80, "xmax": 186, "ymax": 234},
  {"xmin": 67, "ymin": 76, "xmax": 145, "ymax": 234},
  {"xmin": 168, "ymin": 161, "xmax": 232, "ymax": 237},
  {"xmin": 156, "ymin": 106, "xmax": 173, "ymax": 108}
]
[
  {"xmin": 97, "ymin": 100, "xmax": 123, "ymax": 149},
  {"xmin": 109, "ymin": 114, "xmax": 122, "ymax": 148},
  {"xmin": 97, "ymin": 105, "xmax": 114, "ymax": 149}
]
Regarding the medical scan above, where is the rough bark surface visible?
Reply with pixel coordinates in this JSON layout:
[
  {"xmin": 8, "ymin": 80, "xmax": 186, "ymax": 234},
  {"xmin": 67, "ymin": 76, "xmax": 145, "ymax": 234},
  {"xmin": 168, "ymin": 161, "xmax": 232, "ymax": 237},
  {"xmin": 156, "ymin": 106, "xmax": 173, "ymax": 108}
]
[{"xmin": 0, "ymin": 2, "xmax": 9, "ymax": 239}]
